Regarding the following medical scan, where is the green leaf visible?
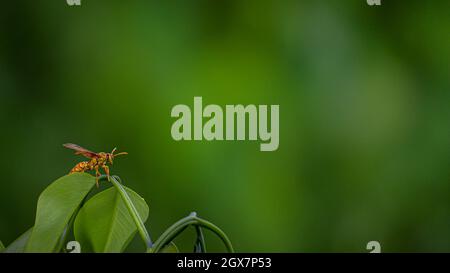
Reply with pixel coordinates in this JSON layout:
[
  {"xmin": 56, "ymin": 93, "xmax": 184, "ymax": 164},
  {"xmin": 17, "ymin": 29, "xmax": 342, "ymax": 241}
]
[
  {"xmin": 160, "ymin": 242, "xmax": 179, "ymax": 253},
  {"xmin": 0, "ymin": 240, "xmax": 4, "ymax": 251},
  {"xmin": 25, "ymin": 173, "xmax": 96, "ymax": 252},
  {"xmin": 74, "ymin": 186, "xmax": 149, "ymax": 253},
  {"xmin": 3, "ymin": 228, "xmax": 33, "ymax": 253}
]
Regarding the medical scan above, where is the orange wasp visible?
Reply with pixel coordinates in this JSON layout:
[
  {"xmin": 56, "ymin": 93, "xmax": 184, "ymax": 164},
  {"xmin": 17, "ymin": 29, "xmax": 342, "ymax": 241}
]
[{"xmin": 63, "ymin": 143, "xmax": 128, "ymax": 187}]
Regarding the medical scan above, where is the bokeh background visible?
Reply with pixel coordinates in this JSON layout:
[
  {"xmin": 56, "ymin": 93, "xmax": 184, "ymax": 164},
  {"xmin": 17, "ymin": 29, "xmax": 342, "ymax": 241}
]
[{"xmin": 0, "ymin": 0, "xmax": 449, "ymax": 252}]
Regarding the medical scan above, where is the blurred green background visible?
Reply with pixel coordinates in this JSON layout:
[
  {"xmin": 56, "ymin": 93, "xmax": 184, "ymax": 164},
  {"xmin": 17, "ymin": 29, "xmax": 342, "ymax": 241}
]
[{"xmin": 0, "ymin": 0, "xmax": 449, "ymax": 252}]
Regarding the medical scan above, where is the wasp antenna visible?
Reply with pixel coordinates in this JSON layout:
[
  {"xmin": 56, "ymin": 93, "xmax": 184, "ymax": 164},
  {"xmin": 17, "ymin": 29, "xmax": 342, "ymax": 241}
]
[
  {"xmin": 111, "ymin": 147, "xmax": 117, "ymax": 154},
  {"xmin": 114, "ymin": 152, "xmax": 128, "ymax": 156}
]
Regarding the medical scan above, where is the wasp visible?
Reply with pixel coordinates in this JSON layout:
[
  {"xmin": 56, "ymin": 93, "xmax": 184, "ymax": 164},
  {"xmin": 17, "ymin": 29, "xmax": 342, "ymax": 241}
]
[{"xmin": 63, "ymin": 143, "xmax": 128, "ymax": 187}]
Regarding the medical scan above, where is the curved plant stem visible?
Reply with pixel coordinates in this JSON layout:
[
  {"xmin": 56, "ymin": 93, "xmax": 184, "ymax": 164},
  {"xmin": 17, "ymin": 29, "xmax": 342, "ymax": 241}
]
[
  {"xmin": 194, "ymin": 215, "xmax": 233, "ymax": 253},
  {"xmin": 97, "ymin": 175, "xmax": 232, "ymax": 253},
  {"xmin": 194, "ymin": 225, "xmax": 206, "ymax": 253},
  {"xmin": 151, "ymin": 212, "xmax": 234, "ymax": 253},
  {"xmin": 99, "ymin": 175, "xmax": 153, "ymax": 251}
]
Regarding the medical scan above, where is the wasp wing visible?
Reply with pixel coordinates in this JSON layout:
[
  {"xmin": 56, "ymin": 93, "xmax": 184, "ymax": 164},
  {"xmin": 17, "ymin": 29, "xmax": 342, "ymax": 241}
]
[{"xmin": 63, "ymin": 143, "xmax": 99, "ymax": 158}]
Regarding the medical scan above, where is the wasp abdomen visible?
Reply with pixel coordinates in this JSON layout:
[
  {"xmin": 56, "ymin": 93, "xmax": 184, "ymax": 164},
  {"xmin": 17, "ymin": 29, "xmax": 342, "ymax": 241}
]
[{"xmin": 70, "ymin": 161, "xmax": 90, "ymax": 173}]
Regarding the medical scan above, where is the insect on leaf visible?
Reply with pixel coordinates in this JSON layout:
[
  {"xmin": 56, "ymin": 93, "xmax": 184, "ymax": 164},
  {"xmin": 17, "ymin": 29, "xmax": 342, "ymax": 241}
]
[
  {"xmin": 25, "ymin": 173, "xmax": 96, "ymax": 252},
  {"xmin": 74, "ymin": 186, "xmax": 149, "ymax": 253}
]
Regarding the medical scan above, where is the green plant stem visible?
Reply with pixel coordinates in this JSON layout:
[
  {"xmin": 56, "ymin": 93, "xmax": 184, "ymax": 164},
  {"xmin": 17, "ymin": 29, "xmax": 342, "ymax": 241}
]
[
  {"xmin": 194, "ymin": 225, "xmax": 206, "ymax": 253},
  {"xmin": 151, "ymin": 212, "xmax": 234, "ymax": 253},
  {"xmin": 100, "ymin": 175, "xmax": 153, "ymax": 251}
]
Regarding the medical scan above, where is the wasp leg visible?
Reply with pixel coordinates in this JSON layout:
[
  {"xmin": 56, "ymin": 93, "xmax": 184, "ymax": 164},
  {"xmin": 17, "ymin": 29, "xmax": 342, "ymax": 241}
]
[
  {"xmin": 95, "ymin": 166, "xmax": 101, "ymax": 188},
  {"xmin": 102, "ymin": 165, "xmax": 110, "ymax": 181}
]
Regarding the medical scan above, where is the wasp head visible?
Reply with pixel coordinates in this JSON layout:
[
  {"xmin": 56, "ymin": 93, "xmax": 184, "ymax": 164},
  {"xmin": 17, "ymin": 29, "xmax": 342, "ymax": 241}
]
[{"xmin": 108, "ymin": 147, "xmax": 128, "ymax": 165}]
